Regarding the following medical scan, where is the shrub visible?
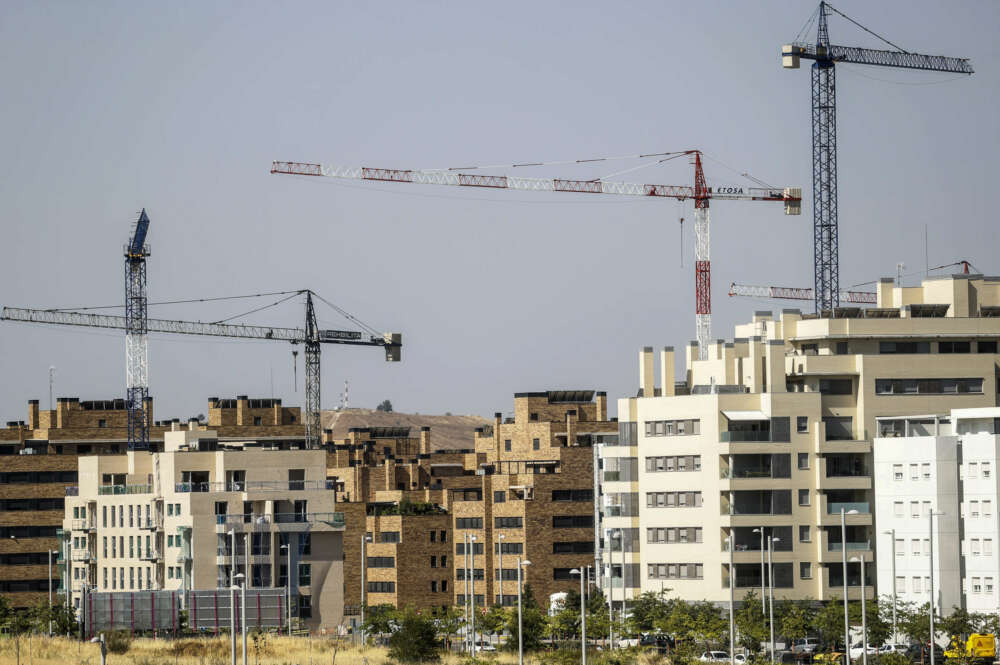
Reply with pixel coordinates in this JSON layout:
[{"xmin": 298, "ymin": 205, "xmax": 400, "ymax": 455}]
[
  {"xmin": 388, "ymin": 607, "xmax": 441, "ymax": 663},
  {"xmin": 104, "ymin": 630, "xmax": 132, "ymax": 654}
]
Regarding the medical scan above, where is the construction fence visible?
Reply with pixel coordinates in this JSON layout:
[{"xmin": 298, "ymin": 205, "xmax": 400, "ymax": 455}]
[{"xmin": 82, "ymin": 588, "xmax": 288, "ymax": 637}]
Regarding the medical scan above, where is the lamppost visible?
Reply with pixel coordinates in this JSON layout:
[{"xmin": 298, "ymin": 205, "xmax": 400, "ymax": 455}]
[
  {"xmin": 48, "ymin": 548, "xmax": 58, "ymax": 636},
  {"xmin": 728, "ymin": 532, "xmax": 735, "ymax": 665},
  {"xmin": 227, "ymin": 530, "xmax": 236, "ymax": 665},
  {"xmin": 840, "ymin": 507, "xmax": 859, "ymax": 665},
  {"xmin": 516, "ymin": 557, "xmax": 531, "ymax": 665},
  {"xmin": 571, "ymin": 567, "xmax": 588, "ymax": 665},
  {"xmin": 929, "ymin": 510, "xmax": 944, "ymax": 665},
  {"xmin": 279, "ymin": 543, "xmax": 291, "ymax": 635},
  {"xmin": 752, "ymin": 527, "xmax": 766, "ymax": 612},
  {"xmin": 883, "ymin": 529, "xmax": 897, "ymax": 643},
  {"xmin": 470, "ymin": 534, "xmax": 478, "ymax": 656},
  {"xmin": 605, "ymin": 529, "xmax": 614, "ymax": 650},
  {"xmin": 464, "ymin": 533, "xmax": 471, "ymax": 653},
  {"xmin": 234, "ymin": 572, "xmax": 246, "ymax": 665},
  {"xmin": 361, "ymin": 534, "xmax": 371, "ymax": 646},
  {"xmin": 767, "ymin": 536, "xmax": 780, "ymax": 663},
  {"xmin": 851, "ymin": 556, "xmax": 868, "ymax": 665}
]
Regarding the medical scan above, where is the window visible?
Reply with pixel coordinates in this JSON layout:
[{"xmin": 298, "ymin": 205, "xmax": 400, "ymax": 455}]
[
  {"xmin": 647, "ymin": 562, "xmax": 703, "ymax": 580},
  {"xmin": 895, "ymin": 538, "xmax": 904, "ymax": 555},
  {"xmin": 532, "ymin": 438, "xmax": 540, "ymax": 450},
  {"xmin": 835, "ymin": 341, "xmax": 848, "ymax": 355},
  {"xmin": 798, "ymin": 489, "xmax": 810, "ymax": 506},
  {"xmin": 128, "ymin": 505, "xmax": 134, "ymax": 528},
  {"xmin": 441, "ymin": 555, "xmax": 447, "ymax": 567},
  {"xmin": 911, "ymin": 501, "xmax": 920, "ymax": 518},
  {"xmin": 972, "ymin": 539, "xmax": 982, "ymax": 556},
  {"xmin": 923, "ymin": 501, "xmax": 931, "ymax": 516},
  {"xmin": 800, "ymin": 562, "xmax": 812, "ymax": 579},
  {"xmin": 911, "ymin": 539, "xmax": 920, "ymax": 555},
  {"xmin": 456, "ymin": 542, "xmax": 484, "ymax": 555},
  {"xmin": 893, "ymin": 502, "xmax": 904, "ymax": 517},
  {"xmin": 875, "ymin": 377, "xmax": 983, "ymax": 395},
  {"xmin": 971, "ymin": 500, "xmax": 980, "ymax": 518},
  {"xmin": 552, "ymin": 489, "xmax": 594, "ymax": 501},
  {"xmin": 972, "ymin": 577, "xmax": 982, "ymax": 593},
  {"xmin": 799, "ymin": 526, "xmax": 810, "ymax": 542},
  {"xmin": 647, "ymin": 527, "xmax": 702, "ymax": 544},
  {"xmin": 103, "ymin": 537, "xmax": 108, "ymax": 558},
  {"xmin": 644, "ymin": 419, "xmax": 701, "ymax": 437},
  {"xmin": 645, "ymin": 456, "xmax": 701, "ymax": 473},
  {"xmin": 495, "ymin": 517, "xmax": 523, "ymax": 529},
  {"xmin": 939, "ymin": 341, "xmax": 971, "ymax": 354},
  {"xmin": 798, "ymin": 453, "xmax": 810, "ymax": 470},
  {"xmin": 912, "ymin": 577, "xmax": 922, "ymax": 593},
  {"xmin": 984, "ymin": 500, "xmax": 992, "ymax": 517},
  {"xmin": 494, "ymin": 491, "xmax": 506, "ymax": 503},
  {"xmin": 983, "ymin": 462, "xmax": 991, "ymax": 479},
  {"xmin": 893, "ymin": 464, "xmax": 903, "ymax": 481},
  {"xmin": 986, "ymin": 578, "xmax": 995, "ymax": 593},
  {"xmin": 367, "ymin": 557, "xmax": 395, "ymax": 568},
  {"xmin": 969, "ymin": 462, "xmax": 979, "ymax": 479},
  {"xmin": 455, "ymin": 518, "xmax": 483, "ymax": 530},
  {"xmin": 978, "ymin": 341, "xmax": 998, "ymax": 353},
  {"xmin": 895, "ymin": 576, "xmax": 905, "ymax": 594},
  {"xmin": 646, "ymin": 491, "xmax": 702, "ymax": 508},
  {"xmin": 168, "ymin": 567, "xmax": 174, "ymax": 579},
  {"xmin": 430, "ymin": 556, "xmax": 437, "ymax": 567},
  {"xmin": 552, "ymin": 515, "xmax": 594, "ymax": 528},
  {"xmin": 167, "ymin": 504, "xmax": 173, "ymax": 517},
  {"xmin": 819, "ymin": 379, "xmax": 853, "ymax": 395},
  {"xmin": 985, "ymin": 539, "xmax": 993, "ymax": 556},
  {"xmin": 429, "ymin": 531, "xmax": 435, "ymax": 542},
  {"xmin": 379, "ymin": 531, "xmax": 400, "ymax": 543},
  {"xmin": 495, "ymin": 542, "xmax": 523, "ymax": 554},
  {"xmin": 167, "ymin": 535, "xmax": 173, "ymax": 547},
  {"xmin": 921, "ymin": 463, "xmax": 931, "ymax": 479},
  {"xmin": 796, "ymin": 416, "xmax": 809, "ymax": 433},
  {"xmin": 910, "ymin": 464, "xmax": 919, "ymax": 480},
  {"xmin": 440, "ymin": 530, "xmax": 447, "ymax": 542},
  {"xmin": 112, "ymin": 505, "xmax": 116, "ymax": 523},
  {"xmin": 504, "ymin": 439, "xmax": 511, "ymax": 452},
  {"xmin": 298, "ymin": 564, "xmax": 311, "ymax": 586},
  {"xmin": 430, "ymin": 581, "xmax": 437, "ymax": 592},
  {"xmin": 552, "ymin": 541, "xmax": 594, "ymax": 554},
  {"xmin": 441, "ymin": 580, "xmax": 448, "ymax": 592},
  {"xmin": 879, "ymin": 341, "xmax": 930, "ymax": 354},
  {"xmin": 298, "ymin": 594, "xmax": 312, "ymax": 618}
]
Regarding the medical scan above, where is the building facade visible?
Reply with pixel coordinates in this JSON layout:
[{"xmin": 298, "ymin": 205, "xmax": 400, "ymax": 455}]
[
  {"xmin": 874, "ymin": 408, "xmax": 1000, "ymax": 614},
  {"xmin": 325, "ymin": 391, "xmax": 617, "ymax": 618},
  {"xmin": 62, "ymin": 425, "xmax": 345, "ymax": 631},
  {"xmin": 607, "ymin": 273, "xmax": 1000, "ymax": 606},
  {"xmin": 0, "ymin": 395, "xmax": 304, "ymax": 609}
]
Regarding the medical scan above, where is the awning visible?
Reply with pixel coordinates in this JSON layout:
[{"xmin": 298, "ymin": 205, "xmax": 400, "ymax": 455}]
[{"xmin": 722, "ymin": 410, "xmax": 768, "ymax": 421}]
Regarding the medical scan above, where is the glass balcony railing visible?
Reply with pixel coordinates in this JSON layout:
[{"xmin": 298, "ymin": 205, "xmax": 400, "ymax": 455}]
[
  {"xmin": 721, "ymin": 431, "xmax": 773, "ymax": 443},
  {"xmin": 828, "ymin": 541, "xmax": 871, "ymax": 551},
  {"xmin": 827, "ymin": 502, "xmax": 870, "ymax": 514},
  {"xmin": 98, "ymin": 484, "xmax": 152, "ymax": 495}
]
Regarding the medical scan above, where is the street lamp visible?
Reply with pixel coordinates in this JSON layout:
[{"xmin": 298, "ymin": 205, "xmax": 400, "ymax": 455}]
[
  {"xmin": 851, "ymin": 556, "xmax": 868, "ymax": 665},
  {"xmin": 361, "ymin": 533, "xmax": 372, "ymax": 646},
  {"xmin": 840, "ymin": 507, "xmax": 859, "ymax": 665},
  {"xmin": 470, "ymin": 535, "xmax": 478, "ymax": 656},
  {"xmin": 279, "ymin": 543, "xmax": 291, "ymax": 636},
  {"xmin": 882, "ymin": 529, "xmax": 897, "ymax": 644},
  {"xmin": 767, "ymin": 536, "xmax": 780, "ymax": 662},
  {"xmin": 516, "ymin": 558, "xmax": 531, "ymax": 665},
  {"xmin": 929, "ymin": 510, "xmax": 945, "ymax": 665},
  {"xmin": 48, "ymin": 549, "xmax": 59, "ymax": 636},
  {"xmin": 227, "ymin": 530, "xmax": 236, "ymax": 665},
  {"xmin": 752, "ymin": 528, "xmax": 766, "ymax": 612},
  {"xmin": 234, "ymin": 572, "xmax": 247, "ymax": 665},
  {"xmin": 571, "ymin": 567, "xmax": 588, "ymax": 665},
  {"xmin": 728, "ymin": 532, "xmax": 735, "ymax": 665},
  {"xmin": 497, "ymin": 534, "xmax": 505, "ymax": 608}
]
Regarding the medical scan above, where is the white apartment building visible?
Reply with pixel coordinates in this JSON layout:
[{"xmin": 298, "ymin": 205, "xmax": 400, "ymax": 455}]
[
  {"xmin": 603, "ymin": 273, "xmax": 1000, "ymax": 605},
  {"xmin": 63, "ymin": 425, "xmax": 345, "ymax": 631},
  {"xmin": 874, "ymin": 408, "xmax": 1000, "ymax": 614}
]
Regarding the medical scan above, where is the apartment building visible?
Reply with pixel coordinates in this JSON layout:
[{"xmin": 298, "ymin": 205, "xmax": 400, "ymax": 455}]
[
  {"xmin": 874, "ymin": 408, "xmax": 1000, "ymax": 614},
  {"xmin": 607, "ymin": 272, "xmax": 1000, "ymax": 606},
  {"xmin": 325, "ymin": 391, "xmax": 617, "ymax": 616},
  {"xmin": 0, "ymin": 395, "xmax": 304, "ymax": 609},
  {"xmin": 62, "ymin": 425, "xmax": 345, "ymax": 631}
]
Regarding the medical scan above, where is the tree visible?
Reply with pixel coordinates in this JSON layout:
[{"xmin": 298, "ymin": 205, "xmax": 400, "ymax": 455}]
[
  {"xmin": 388, "ymin": 607, "xmax": 440, "ymax": 663},
  {"xmin": 659, "ymin": 600, "xmax": 726, "ymax": 654},
  {"xmin": 853, "ymin": 599, "xmax": 890, "ymax": 650},
  {"xmin": 815, "ymin": 597, "xmax": 849, "ymax": 651},
  {"xmin": 29, "ymin": 599, "xmax": 77, "ymax": 635},
  {"xmin": 778, "ymin": 600, "xmax": 817, "ymax": 647},
  {"xmin": 503, "ymin": 605, "xmax": 547, "ymax": 653},
  {"xmin": 898, "ymin": 601, "xmax": 934, "ymax": 647},
  {"xmin": 363, "ymin": 603, "xmax": 398, "ymax": 639},
  {"xmin": 432, "ymin": 606, "xmax": 464, "ymax": 650},
  {"xmin": 2, "ymin": 608, "xmax": 33, "ymax": 665},
  {"xmin": 629, "ymin": 591, "xmax": 669, "ymax": 634},
  {"xmin": 735, "ymin": 591, "xmax": 768, "ymax": 656},
  {"xmin": 376, "ymin": 400, "xmax": 393, "ymax": 412},
  {"xmin": 480, "ymin": 605, "xmax": 507, "ymax": 642}
]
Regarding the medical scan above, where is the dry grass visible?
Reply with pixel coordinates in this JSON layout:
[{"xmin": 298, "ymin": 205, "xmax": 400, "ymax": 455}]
[{"xmin": 0, "ymin": 635, "xmax": 532, "ymax": 665}]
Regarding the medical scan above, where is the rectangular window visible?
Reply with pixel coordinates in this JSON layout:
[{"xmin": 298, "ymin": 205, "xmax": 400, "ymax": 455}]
[
  {"xmin": 972, "ymin": 539, "xmax": 981, "ymax": 556},
  {"xmin": 456, "ymin": 542, "xmax": 484, "ymax": 555},
  {"xmin": 430, "ymin": 555, "xmax": 437, "ymax": 568},
  {"xmin": 895, "ymin": 538, "xmax": 904, "ymax": 555},
  {"xmin": 298, "ymin": 594, "xmax": 312, "ymax": 618},
  {"xmin": 129, "ymin": 505, "xmax": 134, "ymax": 528},
  {"xmin": 552, "ymin": 515, "xmax": 594, "ymax": 528},
  {"xmin": 819, "ymin": 379, "xmax": 853, "ymax": 394},
  {"xmin": 972, "ymin": 577, "xmax": 982, "ymax": 593},
  {"xmin": 298, "ymin": 563, "xmax": 311, "ymax": 586},
  {"xmin": 939, "ymin": 341, "xmax": 971, "ymax": 354},
  {"xmin": 495, "ymin": 542, "xmax": 523, "ymax": 554},
  {"xmin": 969, "ymin": 462, "xmax": 979, "ymax": 479},
  {"xmin": 799, "ymin": 526, "xmax": 810, "ymax": 542},
  {"xmin": 971, "ymin": 500, "xmax": 980, "ymax": 517},
  {"xmin": 379, "ymin": 531, "xmax": 401, "ymax": 543},
  {"xmin": 552, "ymin": 489, "xmax": 594, "ymax": 501},
  {"xmin": 504, "ymin": 439, "xmax": 511, "ymax": 452},
  {"xmin": 798, "ymin": 489, "xmax": 810, "ymax": 506},
  {"xmin": 111, "ymin": 505, "xmax": 116, "ymax": 524},
  {"xmin": 893, "ymin": 501, "xmax": 904, "ymax": 517},
  {"xmin": 978, "ymin": 341, "xmax": 998, "ymax": 353},
  {"xmin": 893, "ymin": 464, "xmax": 903, "ymax": 481},
  {"xmin": 984, "ymin": 500, "xmax": 993, "ymax": 517},
  {"xmin": 984, "ymin": 462, "xmax": 991, "ymax": 478},
  {"xmin": 103, "ymin": 506, "xmax": 107, "ymax": 528},
  {"xmin": 430, "ymin": 580, "xmax": 437, "ymax": 593},
  {"xmin": 985, "ymin": 539, "xmax": 993, "ymax": 556},
  {"xmin": 798, "ymin": 453, "xmax": 810, "ymax": 470},
  {"xmin": 366, "ymin": 557, "xmax": 395, "ymax": 568},
  {"xmin": 875, "ymin": 377, "xmax": 983, "ymax": 395},
  {"xmin": 494, "ymin": 491, "xmax": 506, "ymax": 503},
  {"xmin": 799, "ymin": 562, "xmax": 812, "ymax": 579},
  {"xmin": 895, "ymin": 576, "xmax": 905, "ymax": 593},
  {"xmin": 129, "ymin": 536, "xmax": 134, "ymax": 558},
  {"xmin": 911, "ymin": 539, "xmax": 920, "ymax": 555},
  {"xmin": 440, "ymin": 530, "xmax": 446, "ymax": 542},
  {"xmin": 879, "ymin": 341, "xmax": 930, "ymax": 354},
  {"xmin": 910, "ymin": 464, "xmax": 919, "ymax": 480},
  {"xmin": 429, "ymin": 531, "xmax": 435, "ymax": 542},
  {"xmin": 986, "ymin": 578, "xmax": 995, "ymax": 593},
  {"xmin": 494, "ymin": 517, "xmax": 523, "ymax": 529},
  {"xmin": 455, "ymin": 518, "xmax": 483, "ymax": 529},
  {"xmin": 912, "ymin": 577, "xmax": 921, "ymax": 593},
  {"xmin": 911, "ymin": 501, "xmax": 920, "ymax": 518},
  {"xmin": 532, "ymin": 438, "xmax": 540, "ymax": 450}
]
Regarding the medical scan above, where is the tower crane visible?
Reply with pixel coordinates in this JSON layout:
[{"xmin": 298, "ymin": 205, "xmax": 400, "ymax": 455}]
[
  {"xmin": 2, "ymin": 212, "xmax": 401, "ymax": 449},
  {"xmin": 728, "ymin": 282, "xmax": 875, "ymax": 304},
  {"xmin": 783, "ymin": 2, "xmax": 973, "ymax": 315},
  {"xmin": 271, "ymin": 151, "xmax": 802, "ymax": 360}
]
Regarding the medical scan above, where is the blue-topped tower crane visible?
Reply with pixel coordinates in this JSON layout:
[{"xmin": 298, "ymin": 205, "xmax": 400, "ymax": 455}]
[
  {"xmin": 125, "ymin": 209, "xmax": 151, "ymax": 451},
  {"xmin": 783, "ymin": 2, "xmax": 973, "ymax": 315}
]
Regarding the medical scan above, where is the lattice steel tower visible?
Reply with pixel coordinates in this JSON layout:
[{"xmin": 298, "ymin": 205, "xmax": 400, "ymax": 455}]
[{"xmin": 125, "ymin": 210, "xmax": 151, "ymax": 451}]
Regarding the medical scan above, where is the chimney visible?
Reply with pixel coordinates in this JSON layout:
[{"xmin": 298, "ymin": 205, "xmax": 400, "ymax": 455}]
[
  {"xmin": 639, "ymin": 347, "xmax": 654, "ymax": 397},
  {"xmin": 171, "ymin": 421, "xmax": 180, "ymax": 432},
  {"xmin": 188, "ymin": 418, "xmax": 199, "ymax": 431},
  {"xmin": 594, "ymin": 393, "xmax": 607, "ymax": 421},
  {"xmin": 27, "ymin": 400, "xmax": 39, "ymax": 430},
  {"xmin": 420, "ymin": 427, "xmax": 431, "ymax": 455},
  {"xmin": 659, "ymin": 348, "xmax": 675, "ymax": 397}
]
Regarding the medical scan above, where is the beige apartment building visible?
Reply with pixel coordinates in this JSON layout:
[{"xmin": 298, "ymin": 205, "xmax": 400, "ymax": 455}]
[
  {"xmin": 63, "ymin": 425, "xmax": 345, "ymax": 631},
  {"xmin": 607, "ymin": 272, "xmax": 1000, "ymax": 605}
]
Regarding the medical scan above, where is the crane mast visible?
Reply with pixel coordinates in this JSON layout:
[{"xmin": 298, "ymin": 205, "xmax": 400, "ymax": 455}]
[
  {"xmin": 125, "ymin": 210, "xmax": 151, "ymax": 451},
  {"xmin": 272, "ymin": 152, "xmax": 801, "ymax": 360},
  {"xmin": 783, "ymin": 1, "xmax": 973, "ymax": 315}
]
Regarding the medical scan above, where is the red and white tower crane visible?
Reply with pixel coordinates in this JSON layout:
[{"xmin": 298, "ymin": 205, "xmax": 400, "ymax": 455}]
[{"xmin": 271, "ymin": 151, "xmax": 802, "ymax": 359}]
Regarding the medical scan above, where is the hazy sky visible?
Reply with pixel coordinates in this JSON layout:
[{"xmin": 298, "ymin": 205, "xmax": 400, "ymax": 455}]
[{"xmin": 1, "ymin": 1, "xmax": 997, "ymax": 424}]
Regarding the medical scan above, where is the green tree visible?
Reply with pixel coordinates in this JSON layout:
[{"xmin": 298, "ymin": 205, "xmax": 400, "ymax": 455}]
[
  {"xmin": 778, "ymin": 600, "xmax": 817, "ymax": 647},
  {"xmin": 898, "ymin": 601, "xmax": 934, "ymax": 647},
  {"xmin": 432, "ymin": 606, "xmax": 464, "ymax": 651},
  {"xmin": 504, "ymin": 605, "xmax": 547, "ymax": 653},
  {"xmin": 657, "ymin": 599, "xmax": 726, "ymax": 655},
  {"xmin": 939, "ymin": 607, "xmax": 976, "ymax": 642},
  {"xmin": 388, "ymin": 607, "xmax": 440, "ymax": 663},
  {"xmin": 852, "ymin": 599, "xmax": 890, "ymax": 650},
  {"xmin": 376, "ymin": 400, "xmax": 393, "ymax": 412},
  {"xmin": 735, "ymin": 591, "xmax": 768, "ymax": 656},
  {"xmin": 629, "ymin": 591, "xmax": 669, "ymax": 634},
  {"xmin": 363, "ymin": 603, "xmax": 399, "ymax": 640},
  {"xmin": 815, "ymin": 597, "xmax": 849, "ymax": 651},
  {"xmin": 2, "ymin": 608, "xmax": 33, "ymax": 665},
  {"xmin": 481, "ymin": 605, "xmax": 508, "ymax": 644}
]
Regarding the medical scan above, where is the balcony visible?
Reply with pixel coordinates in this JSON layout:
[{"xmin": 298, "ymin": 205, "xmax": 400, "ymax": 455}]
[
  {"xmin": 138, "ymin": 517, "xmax": 163, "ymax": 531},
  {"xmin": 175, "ymin": 479, "xmax": 338, "ymax": 493},
  {"xmin": 827, "ymin": 501, "xmax": 870, "ymax": 514},
  {"xmin": 71, "ymin": 550, "xmax": 94, "ymax": 562},
  {"xmin": 65, "ymin": 486, "xmax": 79, "ymax": 497},
  {"xmin": 98, "ymin": 483, "xmax": 152, "ymax": 495},
  {"xmin": 71, "ymin": 519, "xmax": 97, "ymax": 531},
  {"xmin": 828, "ymin": 541, "xmax": 871, "ymax": 552},
  {"xmin": 721, "ymin": 431, "xmax": 778, "ymax": 443},
  {"xmin": 139, "ymin": 549, "xmax": 162, "ymax": 561}
]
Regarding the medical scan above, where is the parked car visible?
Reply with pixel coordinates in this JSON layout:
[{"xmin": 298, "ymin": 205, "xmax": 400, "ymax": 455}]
[
  {"xmin": 475, "ymin": 641, "xmax": 496, "ymax": 653},
  {"xmin": 905, "ymin": 643, "xmax": 943, "ymax": 663},
  {"xmin": 699, "ymin": 652, "xmax": 731, "ymax": 662},
  {"xmin": 794, "ymin": 638, "xmax": 821, "ymax": 654},
  {"xmin": 849, "ymin": 642, "xmax": 879, "ymax": 660},
  {"xmin": 878, "ymin": 644, "xmax": 909, "ymax": 655}
]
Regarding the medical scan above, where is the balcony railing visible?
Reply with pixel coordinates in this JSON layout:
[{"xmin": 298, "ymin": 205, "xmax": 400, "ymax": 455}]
[
  {"xmin": 71, "ymin": 519, "xmax": 97, "ymax": 531},
  {"xmin": 825, "ymin": 469, "xmax": 872, "ymax": 478},
  {"xmin": 65, "ymin": 486, "xmax": 79, "ymax": 497},
  {"xmin": 98, "ymin": 484, "xmax": 152, "ymax": 495},
  {"xmin": 138, "ymin": 517, "xmax": 163, "ymax": 530},
  {"xmin": 139, "ymin": 549, "xmax": 162, "ymax": 561},
  {"xmin": 721, "ymin": 469, "xmax": 790, "ymax": 479},
  {"xmin": 217, "ymin": 512, "xmax": 345, "ymax": 529},
  {"xmin": 828, "ymin": 541, "xmax": 871, "ymax": 551},
  {"xmin": 828, "ymin": 502, "xmax": 870, "ymax": 514},
  {"xmin": 71, "ymin": 550, "xmax": 94, "ymax": 561},
  {"xmin": 720, "ymin": 431, "xmax": 774, "ymax": 443},
  {"xmin": 175, "ymin": 479, "xmax": 337, "ymax": 493}
]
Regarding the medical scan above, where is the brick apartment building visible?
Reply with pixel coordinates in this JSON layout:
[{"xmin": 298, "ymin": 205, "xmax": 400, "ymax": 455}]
[
  {"xmin": 327, "ymin": 390, "xmax": 618, "ymax": 619},
  {"xmin": 0, "ymin": 395, "xmax": 304, "ymax": 608}
]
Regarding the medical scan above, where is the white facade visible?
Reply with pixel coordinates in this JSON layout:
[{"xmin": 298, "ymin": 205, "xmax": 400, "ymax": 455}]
[{"xmin": 874, "ymin": 409, "xmax": 1000, "ymax": 614}]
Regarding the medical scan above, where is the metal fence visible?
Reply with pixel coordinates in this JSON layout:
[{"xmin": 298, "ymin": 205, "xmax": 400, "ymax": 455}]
[{"xmin": 82, "ymin": 588, "xmax": 287, "ymax": 637}]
